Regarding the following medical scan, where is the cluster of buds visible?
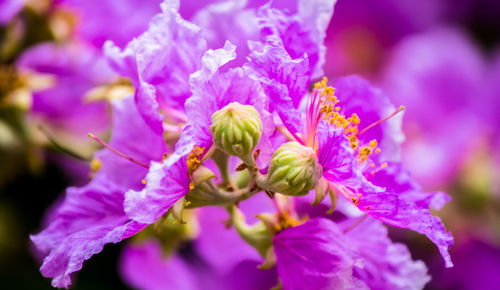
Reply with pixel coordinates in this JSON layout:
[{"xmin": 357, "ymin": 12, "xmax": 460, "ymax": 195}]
[{"xmin": 209, "ymin": 102, "xmax": 322, "ymax": 198}]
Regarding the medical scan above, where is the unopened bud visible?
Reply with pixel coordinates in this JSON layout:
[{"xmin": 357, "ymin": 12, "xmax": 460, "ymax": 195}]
[
  {"xmin": 210, "ymin": 102, "xmax": 262, "ymax": 163},
  {"xmin": 263, "ymin": 142, "xmax": 321, "ymax": 196}
]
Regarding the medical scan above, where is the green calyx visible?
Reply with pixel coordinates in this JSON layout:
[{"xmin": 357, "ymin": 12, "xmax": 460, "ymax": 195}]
[
  {"xmin": 261, "ymin": 142, "xmax": 321, "ymax": 196},
  {"xmin": 210, "ymin": 102, "xmax": 262, "ymax": 164}
]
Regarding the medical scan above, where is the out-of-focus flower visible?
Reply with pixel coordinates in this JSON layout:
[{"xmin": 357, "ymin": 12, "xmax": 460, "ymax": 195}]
[
  {"xmin": 52, "ymin": 0, "xmax": 161, "ymax": 48},
  {"xmin": 382, "ymin": 28, "xmax": 487, "ymax": 189},
  {"xmin": 17, "ymin": 42, "xmax": 114, "ymax": 142},
  {"xmin": 325, "ymin": 0, "xmax": 442, "ymax": 78}
]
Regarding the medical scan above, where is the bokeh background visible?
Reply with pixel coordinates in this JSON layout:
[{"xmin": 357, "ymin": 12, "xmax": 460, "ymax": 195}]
[{"xmin": 1, "ymin": 0, "xmax": 499, "ymax": 289}]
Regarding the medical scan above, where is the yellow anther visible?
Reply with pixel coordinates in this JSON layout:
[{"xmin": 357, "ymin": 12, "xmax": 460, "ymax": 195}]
[
  {"xmin": 187, "ymin": 146, "xmax": 204, "ymax": 175},
  {"xmin": 369, "ymin": 140, "xmax": 378, "ymax": 148},
  {"xmin": 90, "ymin": 159, "xmax": 102, "ymax": 172},
  {"xmin": 375, "ymin": 148, "xmax": 381, "ymax": 154},
  {"xmin": 141, "ymin": 179, "xmax": 146, "ymax": 185},
  {"xmin": 381, "ymin": 163, "xmax": 388, "ymax": 168},
  {"xmin": 351, "ymin": 113, "xmax": 360, "ymax": 125}
]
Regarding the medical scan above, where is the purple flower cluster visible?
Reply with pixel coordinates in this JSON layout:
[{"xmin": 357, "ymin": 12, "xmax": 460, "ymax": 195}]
[{"xmin": 30, "ymin": 0, "xmax": 453, "ymax": 289}]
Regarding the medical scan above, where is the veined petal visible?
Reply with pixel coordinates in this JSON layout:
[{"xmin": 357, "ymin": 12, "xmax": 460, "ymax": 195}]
[
  {"xmin": 360, "ymin": 163, "xmax": 454, "ymax": 267},
  {"xmin": 124, "ymin": 155, "xmax": 190, "ymax": 224},
  {"xmin": 342, "ymin": 217, "xmax": 430, "ymax": 290},
  {"xmin": 104, "ymin": 0, "xmax": 207, "ymax": 133},
  {"xmin": 273, "ymin": 218, "xmax": 361, "ymax": 290},
  {"xmin": 257, "ymin": 1, "xmax": 335, "ymax": 79},
  {"xmin": 246, "ymin": 44, "xmax": 309, "ymax": 135}
]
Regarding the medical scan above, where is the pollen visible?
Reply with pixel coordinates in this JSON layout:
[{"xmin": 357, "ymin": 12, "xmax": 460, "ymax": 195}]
[
  {"xmin": 141, "ymin": 179, "xmax": 146, "ymax": 185},
  {"xmin": 187, "ymin": 146, "xmax": 204, "ymax": 175},
  {"xmin": 90, "ymin": 158, "xmax": 102, "ymax": 172},
  {"xmin": 187, "ymin": 146, "xmax": 205, "ymax": 190}
]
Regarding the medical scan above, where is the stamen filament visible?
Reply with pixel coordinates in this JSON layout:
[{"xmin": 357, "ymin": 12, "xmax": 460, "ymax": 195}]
[
  {"xmin": 357, "ymin": 106, "xmax": 405, "ymax": 136},
  {"xmin": 88, "ymin": 133, "xmax": 150, "ymax": 168}
]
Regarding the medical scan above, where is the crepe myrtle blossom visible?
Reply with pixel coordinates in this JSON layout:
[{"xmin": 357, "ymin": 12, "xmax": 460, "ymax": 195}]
[
  {"xmin": 105, "ymin": 0, "xmax": 334, "ymax": 134},
  {"xmin": 225, "ymin": 195, "xmax": 430, "ymax": 289},
  {"xmin": 245, "ymin": 42, "xmax": 453, "ymax": 267},
  {"xmin": 381, "ymin": 28, "xmax": 486, "ymax": 189},
  {"xmin": 31, "ymin": 0, "xmax": 453, "ymax": 288}
]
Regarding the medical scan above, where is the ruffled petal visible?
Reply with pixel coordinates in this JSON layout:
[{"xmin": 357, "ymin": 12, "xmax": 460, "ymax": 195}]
[
  {"xmin": 257, "ymin": 0, "xmax": 335, "ymax": 79},
  {"xmin": 124, "ymin": 42, "xmax": 271, "ymax": 224},
  {"xmin": 104, "ymin": 0, "xmax": 207, "ymax": 133},
  {"xmin": 246, "ymin": 44, "xmax": 309, "ymax": 135},
  {"xmin": 191, "ymin": 0, "xmax": 259, "ymax": 66},
  {"xmin": 360, "ymin": 163, "xmax": 454, "ymax": 267},
  {"xmin": 124, "ymin": 155, "xmax": 191, "ymax": 224},
  {"xmin": 342, "ymin": 217, "xmax": 430, "ymax": 290},
  {"xmin": 31, "ymin": 97, "xmax": 165, "ymax": 288},
  {"xmin": 273, "ymin": 218, "xmax": 359, "ymax": 290}
]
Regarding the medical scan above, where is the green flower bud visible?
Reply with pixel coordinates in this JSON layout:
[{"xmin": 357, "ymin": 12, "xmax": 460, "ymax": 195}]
[
  {"xmin": 210, "ymin": 102, "xmax": 262, "ymax": 163},
  {"xmin": 263, "ymin": 142, "xmax": 321, "ymax": 196}
]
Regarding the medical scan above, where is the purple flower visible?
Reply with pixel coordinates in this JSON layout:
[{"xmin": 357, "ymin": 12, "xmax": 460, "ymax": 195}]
[
  {"xmin": 105, "ymin": 0, "xmax": 207, "ymax": 133},
  {"xmin": 31, "ymin": 97, "xmax": 167, "ymax": 288},
  {"xmin": 248, "ymin": 40, "xmax": 453, "ymax": 266},
  {"xmin": 124, "ymin": 41, "xmax": 273, "ymax": 224}
]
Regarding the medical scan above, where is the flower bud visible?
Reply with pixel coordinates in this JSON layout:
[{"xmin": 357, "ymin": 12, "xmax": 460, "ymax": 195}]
[
  {"xmin": 263, "ymin": 142, "xmax": 321, "ymax": 196},
  {"xmin": 210, "ymin": 102, "xmax": 262, "ymax": 163}
]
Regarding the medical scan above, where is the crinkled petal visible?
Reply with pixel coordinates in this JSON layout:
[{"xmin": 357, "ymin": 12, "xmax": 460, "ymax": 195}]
[
  {"xmin": 245, "ymin": 44, "xmax": 309, "ymax": 135},
  {"xmin": 273, "ymin": 218, "xmax": 359, "ymax": 290},
  {"xmin": 124, "ymin": 155, "xmax": 190, "ymax": 224},
  {"xmin": 186, "ymin": 41, "xmax": 274, "ymax": 164},
  {"xmin": 342, "ymin": 217, "xmax": 430, "ymax": 290},
  {"xmin": 104, "ymin": 0, "xmax": 207, "ymax": 133},
  {"xmin": 120, "ymin": 241, "xmax": 198, "ymax": 290},
  {"xmin": 191, "ymin": 0, "xmax": 259, "ymax": 66},
  {"xmin": 317, "ymin": 121, "xmax": 383, "ymax": 193},
  {"xmin": 360, "ymin": 163, "xmax": 454, "ymax": 267},
  {"xmin": 30, "ymin": 97, "xmax": 164, "ymax": 288},
  {"xmin": 257, "ymin": 1, "xmax": 335, "ymax": 79}
]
